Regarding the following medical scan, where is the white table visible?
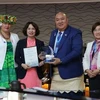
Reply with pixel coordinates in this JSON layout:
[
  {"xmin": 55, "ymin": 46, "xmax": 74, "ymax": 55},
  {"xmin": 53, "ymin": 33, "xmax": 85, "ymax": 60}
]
[{"xmin": 24, "ymin": 94, "xmax": 54, "ymax": 100}]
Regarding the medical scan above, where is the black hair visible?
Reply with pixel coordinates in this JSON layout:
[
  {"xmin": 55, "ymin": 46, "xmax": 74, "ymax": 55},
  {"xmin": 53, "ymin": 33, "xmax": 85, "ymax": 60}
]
[
  {"xmin": 92, "ymin": 21, "xmax": 100, "ymax": 33},
  {"xmin": 22, "ymin": 21, "xmax": 40, "ymax": 36}
]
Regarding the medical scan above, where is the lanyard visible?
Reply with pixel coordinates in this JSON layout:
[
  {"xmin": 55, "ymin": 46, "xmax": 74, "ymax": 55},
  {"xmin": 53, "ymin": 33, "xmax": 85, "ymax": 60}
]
[{"xmin": 54, "ymin": 32, "xmax": 62, "ymax": 54}]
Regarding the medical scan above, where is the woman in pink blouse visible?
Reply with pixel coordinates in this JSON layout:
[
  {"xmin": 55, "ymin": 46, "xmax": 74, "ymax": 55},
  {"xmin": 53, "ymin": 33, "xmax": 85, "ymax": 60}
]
[{"xmin": 15, "ymin": 22, "xmax": 44, "ymax": 88}]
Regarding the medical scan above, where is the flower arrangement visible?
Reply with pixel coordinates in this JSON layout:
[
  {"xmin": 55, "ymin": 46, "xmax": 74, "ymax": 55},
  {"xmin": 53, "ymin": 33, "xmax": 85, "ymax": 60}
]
[{"xmin": 0, "ymin": 15, "xmax": 17, "ymax": 24}]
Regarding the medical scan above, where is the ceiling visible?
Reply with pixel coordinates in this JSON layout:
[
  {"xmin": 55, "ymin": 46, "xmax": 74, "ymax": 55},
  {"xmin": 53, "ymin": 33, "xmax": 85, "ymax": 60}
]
[{"xmin": 0, "ymin": 0, "xmax": 100, "ymax": 4}]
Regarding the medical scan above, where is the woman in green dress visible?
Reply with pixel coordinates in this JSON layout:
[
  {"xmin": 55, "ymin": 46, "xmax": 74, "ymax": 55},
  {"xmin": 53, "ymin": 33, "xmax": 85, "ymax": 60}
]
[{"xmin": 0, "ymin": 15, "xmax": 19, "ymax": 88}]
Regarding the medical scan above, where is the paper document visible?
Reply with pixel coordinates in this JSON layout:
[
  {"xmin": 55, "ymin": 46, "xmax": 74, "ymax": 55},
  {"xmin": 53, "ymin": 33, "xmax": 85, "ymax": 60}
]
[
  {"xmin": 24, "ymin": 46, "xmax": 39, "ymax": 67},
  {"xmin": 33, "ymin": 87, "xmax": 48, "ymax": 92},
  {"xmin": 23, "ymin": 87, "xmax": 48, "ymax": 92}
]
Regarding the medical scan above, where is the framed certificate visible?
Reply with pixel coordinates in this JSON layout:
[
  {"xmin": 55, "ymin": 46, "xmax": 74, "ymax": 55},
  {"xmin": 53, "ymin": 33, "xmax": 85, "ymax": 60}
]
[{"xmin": 23, "ymin": 46, "xmax": 39, "ymax": 67}]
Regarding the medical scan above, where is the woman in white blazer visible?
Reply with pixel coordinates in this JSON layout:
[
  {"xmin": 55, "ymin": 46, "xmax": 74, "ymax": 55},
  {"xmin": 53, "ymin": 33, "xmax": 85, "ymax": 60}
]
[
  {"xmin": 83, "ymin": 22, "xmax": 100, "ymax": 98},
  {"xmin": 0, "ymin": 15, "xmax": 19, "ymax": 88}
]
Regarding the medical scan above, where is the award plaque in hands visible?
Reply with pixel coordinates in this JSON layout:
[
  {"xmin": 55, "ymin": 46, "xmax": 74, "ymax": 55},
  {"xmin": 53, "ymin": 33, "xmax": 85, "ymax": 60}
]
[{"xmin": 40, "ymin": 46, "xmax": 54, "ymax": 63}]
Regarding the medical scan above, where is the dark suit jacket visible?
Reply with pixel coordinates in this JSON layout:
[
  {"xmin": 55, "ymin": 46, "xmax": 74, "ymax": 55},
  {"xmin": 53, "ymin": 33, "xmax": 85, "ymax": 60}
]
[
  {"xmin": 15, "ymin": 38, "xmax": 44, "ymax": 79},
  {"xmin": 49, "ymin": 25, "xmax": 83, "ymax": 79}
]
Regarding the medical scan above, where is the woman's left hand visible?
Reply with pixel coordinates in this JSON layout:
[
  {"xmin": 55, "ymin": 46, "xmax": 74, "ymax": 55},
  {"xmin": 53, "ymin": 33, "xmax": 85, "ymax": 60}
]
[
  {"xmin": 39, "ymin": 61, "xmax": 45, "ymax": 67},
  {"xmin": 92, "ymin": 69, "xmax": 100, "ymax": 76},
  {"xmin": 38, "ymin": 52, "xmax": 46, "ymax": 60}
]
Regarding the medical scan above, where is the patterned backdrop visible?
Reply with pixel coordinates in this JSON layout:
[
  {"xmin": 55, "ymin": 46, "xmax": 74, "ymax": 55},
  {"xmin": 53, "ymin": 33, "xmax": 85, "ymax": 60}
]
[{"xmin": 0, "ymin": 2, "xmax": 100, "ymax": 46}]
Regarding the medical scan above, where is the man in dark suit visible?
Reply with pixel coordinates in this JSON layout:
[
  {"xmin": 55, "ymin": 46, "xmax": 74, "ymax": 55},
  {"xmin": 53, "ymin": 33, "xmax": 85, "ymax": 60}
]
[{"xmin": 48, "ymin": 12, "xmax": 84, "ymax": 99}]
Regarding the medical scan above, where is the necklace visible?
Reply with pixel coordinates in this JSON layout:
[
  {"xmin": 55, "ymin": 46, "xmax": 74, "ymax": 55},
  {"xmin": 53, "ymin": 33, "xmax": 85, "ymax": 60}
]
[{"xmin": 0, "ymin": 31, "xmax": 10, "ymax": 40}]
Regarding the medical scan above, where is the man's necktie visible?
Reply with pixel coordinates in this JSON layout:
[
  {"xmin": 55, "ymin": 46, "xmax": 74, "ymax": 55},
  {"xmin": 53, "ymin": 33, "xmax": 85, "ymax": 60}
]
[{"xmin": 54, "ymin": 32, "xmax": 62, "ymax": 54}]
